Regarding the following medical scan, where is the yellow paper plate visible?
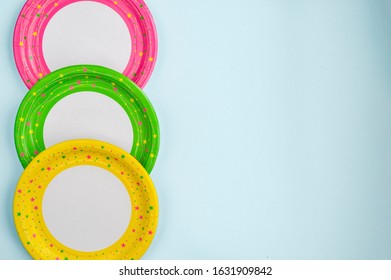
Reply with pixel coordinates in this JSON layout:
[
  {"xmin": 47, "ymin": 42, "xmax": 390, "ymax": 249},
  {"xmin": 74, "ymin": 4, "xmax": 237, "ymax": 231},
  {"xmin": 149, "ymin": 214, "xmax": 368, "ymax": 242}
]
[{"xmin": 14, "ymin": 139, "xmax": 159, "ymax": 260}]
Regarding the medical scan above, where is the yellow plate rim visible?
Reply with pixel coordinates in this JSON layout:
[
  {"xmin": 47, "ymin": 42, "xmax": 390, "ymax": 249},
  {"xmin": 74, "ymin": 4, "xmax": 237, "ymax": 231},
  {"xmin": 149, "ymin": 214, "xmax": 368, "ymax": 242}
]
[{"xmin": 13, "ymin": 139, "xmax": 159, "ymax": 260}]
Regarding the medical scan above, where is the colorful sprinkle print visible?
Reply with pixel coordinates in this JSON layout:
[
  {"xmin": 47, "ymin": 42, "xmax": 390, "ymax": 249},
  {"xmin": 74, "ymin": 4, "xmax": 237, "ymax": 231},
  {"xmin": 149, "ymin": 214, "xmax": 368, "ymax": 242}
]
[
  {"xmin": 14, "ymin": 140, "xmax": 159, "ymax": 260},
  {"xmin": 15, "ymin": 65, "xmax": 160, "ymax": 173},
  {"xmin": 14, "ymin": 0, "xmax": 157, "ymax": 89}
]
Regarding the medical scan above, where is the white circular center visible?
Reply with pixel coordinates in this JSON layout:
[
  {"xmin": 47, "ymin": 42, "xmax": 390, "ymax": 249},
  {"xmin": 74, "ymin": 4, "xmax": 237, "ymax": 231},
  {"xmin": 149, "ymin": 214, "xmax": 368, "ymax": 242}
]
[
  {"xmin": 44, "ymin": 91, "xmax": 133, "ymax": 152},
  {"xmin": 43, "ymin": 2, "xmax": 131, "ymax": 72},
  {"xmin": 42, "ymin": 166, "xmax": 132, "ymax": 252}
]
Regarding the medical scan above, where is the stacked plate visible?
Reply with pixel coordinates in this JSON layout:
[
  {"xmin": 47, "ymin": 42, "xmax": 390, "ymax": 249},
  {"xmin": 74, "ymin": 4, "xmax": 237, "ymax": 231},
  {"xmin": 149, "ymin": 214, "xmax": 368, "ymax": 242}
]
[{"xmin": 13, "ymin": 0, "xmax": 160, "ymax": 260}]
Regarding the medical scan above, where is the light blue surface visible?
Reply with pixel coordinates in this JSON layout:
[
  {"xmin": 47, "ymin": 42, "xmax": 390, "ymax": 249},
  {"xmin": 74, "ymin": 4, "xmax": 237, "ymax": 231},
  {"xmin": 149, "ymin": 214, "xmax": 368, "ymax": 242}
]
[{"xmin": 1, "ymin": 0, "xmax": 391, "ymax": 260}]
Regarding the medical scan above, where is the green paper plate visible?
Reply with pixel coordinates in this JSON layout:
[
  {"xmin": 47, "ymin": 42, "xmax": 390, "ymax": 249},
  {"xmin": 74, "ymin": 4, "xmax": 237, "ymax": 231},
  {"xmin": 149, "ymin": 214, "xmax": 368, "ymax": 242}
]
[{"xmin": 15, "ymin": 65, "xmax": 160, "ymax": 173}]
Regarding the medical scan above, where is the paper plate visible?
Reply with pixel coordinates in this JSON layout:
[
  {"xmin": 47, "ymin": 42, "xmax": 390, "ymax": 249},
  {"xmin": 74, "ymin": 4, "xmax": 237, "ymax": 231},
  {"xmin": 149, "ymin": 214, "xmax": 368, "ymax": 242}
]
[
  {"xmin": 15, "ymin": 65, "xmax": 160, "ymax": 173},
  {"xmin": 13, "ymin": 0, "xmax": 157, "ymax": 89},
  {"xmin": 14, "ymin": 139, "xmax": 159, "ymax": 260}
]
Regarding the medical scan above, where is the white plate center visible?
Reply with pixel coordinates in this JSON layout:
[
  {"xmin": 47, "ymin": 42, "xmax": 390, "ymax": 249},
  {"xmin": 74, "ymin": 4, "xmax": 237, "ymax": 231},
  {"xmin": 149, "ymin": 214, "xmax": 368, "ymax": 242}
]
[
  {"xmin": 42, "ymin": 165, "xmax": 132, "ymax": 252},
  {"xmin": 44, "ymin": 91, "xmax": 134, "ymax": 152},
  {"xmin": 43, "ymin": 1, "xmax": 131, "ymax": 72}
]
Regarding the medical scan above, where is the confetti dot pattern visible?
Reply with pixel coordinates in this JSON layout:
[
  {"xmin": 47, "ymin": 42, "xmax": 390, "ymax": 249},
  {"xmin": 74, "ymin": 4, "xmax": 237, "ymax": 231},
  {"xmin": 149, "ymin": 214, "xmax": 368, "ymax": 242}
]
[
  {"xmin": 14, "ymin": 139, "xmax": 159, "ymax": 260},
  {"xmin": 14, "ymin": 0, "xmax": 157, "ymax": 89},
  {"xmin": 15, "ymin": 64, "xmax": 160, "ymax": 173}
]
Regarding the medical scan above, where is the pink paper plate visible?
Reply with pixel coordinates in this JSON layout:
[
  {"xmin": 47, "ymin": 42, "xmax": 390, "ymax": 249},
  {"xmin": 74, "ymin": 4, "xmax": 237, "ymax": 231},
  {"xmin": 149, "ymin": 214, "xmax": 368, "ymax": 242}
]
[{"xmin": 14, "ymin": 0, "xmax": 158, "ymax": 89}]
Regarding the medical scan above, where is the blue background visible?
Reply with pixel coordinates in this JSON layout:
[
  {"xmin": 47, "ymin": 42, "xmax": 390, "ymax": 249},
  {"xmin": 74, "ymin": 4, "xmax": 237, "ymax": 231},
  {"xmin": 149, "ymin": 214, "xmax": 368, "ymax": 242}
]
[{"xmin": 2, "ymin": 0, "xmax": 391, "ymax": 259}]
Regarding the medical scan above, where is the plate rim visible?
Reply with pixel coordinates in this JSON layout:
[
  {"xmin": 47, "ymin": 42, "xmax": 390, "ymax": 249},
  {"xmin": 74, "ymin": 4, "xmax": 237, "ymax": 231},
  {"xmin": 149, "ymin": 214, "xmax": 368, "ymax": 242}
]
[
  {"xmin": 14, "ymin": 64, "xmax": 160, "ymax": 173},
  {"xmin": 13, "ymin": 139, "xmax": 159, "ymax": 260},
  {"xmin": 13, "ymin": 0, "xmax": 158, "ymax": 89}
]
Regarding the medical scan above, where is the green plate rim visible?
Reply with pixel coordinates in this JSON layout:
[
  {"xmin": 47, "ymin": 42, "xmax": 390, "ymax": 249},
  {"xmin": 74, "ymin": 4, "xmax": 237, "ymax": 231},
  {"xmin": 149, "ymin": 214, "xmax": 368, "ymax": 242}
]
[{"xmin": 14, "ymin": 64, "xmax": 160, "ymax": 173}]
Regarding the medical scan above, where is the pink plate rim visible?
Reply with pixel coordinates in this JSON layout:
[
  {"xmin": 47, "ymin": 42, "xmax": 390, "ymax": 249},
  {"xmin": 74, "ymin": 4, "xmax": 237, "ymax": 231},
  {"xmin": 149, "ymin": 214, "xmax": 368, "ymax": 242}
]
[{"xmin": 13, "ymin": 0, "xmax": 158, "ymax": 89}]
